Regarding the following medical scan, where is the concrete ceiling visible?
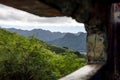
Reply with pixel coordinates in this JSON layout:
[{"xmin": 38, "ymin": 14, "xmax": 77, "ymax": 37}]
[{"xmin": 0, "ymin": 0, "xmax": 63, "ymax": 17}]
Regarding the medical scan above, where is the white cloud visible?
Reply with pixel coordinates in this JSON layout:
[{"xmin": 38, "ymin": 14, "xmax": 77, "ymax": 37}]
[{"xmin": 0, "ymin": 4, "xmax": 86, "ymax": 33}]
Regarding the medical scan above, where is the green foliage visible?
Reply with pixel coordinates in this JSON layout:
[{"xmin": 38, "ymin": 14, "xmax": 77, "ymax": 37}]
[{"xmin": 0, "ymin": 29, "xmax": 86, "ymax": 80}]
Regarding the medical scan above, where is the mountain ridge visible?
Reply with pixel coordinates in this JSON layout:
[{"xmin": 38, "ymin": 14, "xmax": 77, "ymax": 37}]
[
  {"xmin": 6, "ymin": 28, "xmax": 87, "ymax": 52},
  {"xmin": 48, "ymin": 32, "xmax": 87, "ymax": 52},
  {"xmin": 7, "ymin": 28, "xmax": 66, "ymax": 41}
]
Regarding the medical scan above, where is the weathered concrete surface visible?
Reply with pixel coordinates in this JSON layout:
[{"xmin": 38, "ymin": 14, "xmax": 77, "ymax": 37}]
[
  {"xmin": 87, "ymin": 33, "xmax": 107, "ymax": 63},
  {"xmin": 60, "ymin": 64, "xmax": 104, "ymax": 80}
]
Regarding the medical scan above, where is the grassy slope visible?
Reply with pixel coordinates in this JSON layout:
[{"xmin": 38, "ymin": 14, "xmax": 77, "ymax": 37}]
[{"xmin": 0, "ymin": 29, "xmax": 86, "ymax": 80}]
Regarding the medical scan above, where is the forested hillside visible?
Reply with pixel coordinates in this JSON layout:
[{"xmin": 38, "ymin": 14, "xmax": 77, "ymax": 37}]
[{"xmin": 0, "ymin": 29, "xmax": 86, "ymax": 80}]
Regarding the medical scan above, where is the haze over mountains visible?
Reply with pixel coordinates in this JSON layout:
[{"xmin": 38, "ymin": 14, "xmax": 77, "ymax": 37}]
[{"xmin": 6, "ymin": 28, "xmax": 87, "ymax": 52}]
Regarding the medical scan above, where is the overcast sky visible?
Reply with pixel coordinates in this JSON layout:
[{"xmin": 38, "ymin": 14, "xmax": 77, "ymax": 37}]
[{"xmin": 0, "ymin": 4, "xmax": 86, "ymax": 33}]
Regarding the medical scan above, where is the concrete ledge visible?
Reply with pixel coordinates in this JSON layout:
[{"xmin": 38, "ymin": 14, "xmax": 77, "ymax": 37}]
[{"xmin": 59, "ymin": 64, "xmax": 104, "ymax": 80}]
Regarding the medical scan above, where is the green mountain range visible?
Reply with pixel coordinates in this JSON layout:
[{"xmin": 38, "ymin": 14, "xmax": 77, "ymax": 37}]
[
  {"xmin": 0, "ymin": 29, "xmax": 86, "ymax": 80},
  {"xmin": 48, "ymin": 33, "xmax": 87, "ymax": 52},
  {"xmin": 7, "ymin": 28, "xmax": 87, "ymax": 53},
  {"xmin": 7, "ymin": 28, "xmax": 66, "ymax": 41}
]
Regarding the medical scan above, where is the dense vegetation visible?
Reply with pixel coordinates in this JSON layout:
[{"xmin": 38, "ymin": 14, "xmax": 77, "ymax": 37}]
[{"xmin": 0, "ymin": 29, "xmax": 86, "ymax": 80}]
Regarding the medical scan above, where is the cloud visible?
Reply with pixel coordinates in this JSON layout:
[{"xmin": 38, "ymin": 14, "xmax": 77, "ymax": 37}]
[
  {"xmin": 0, "ymin": 4, "xmax": 83, "ymax": 25},
  {"xmin": 0, "ymin": 4, "xmax": 86, "ymax": 33}
]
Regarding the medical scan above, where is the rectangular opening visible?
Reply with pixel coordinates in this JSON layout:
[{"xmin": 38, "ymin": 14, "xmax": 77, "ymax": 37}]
[{"xmin": 0, "ymin": 4, "xmax": 87, "ymax": 80}]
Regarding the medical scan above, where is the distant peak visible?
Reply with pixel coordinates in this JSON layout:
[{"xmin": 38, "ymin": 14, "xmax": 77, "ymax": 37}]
[{"xmin": 64, "ymin": 33, "xmax": 76, "ymax": 37}]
